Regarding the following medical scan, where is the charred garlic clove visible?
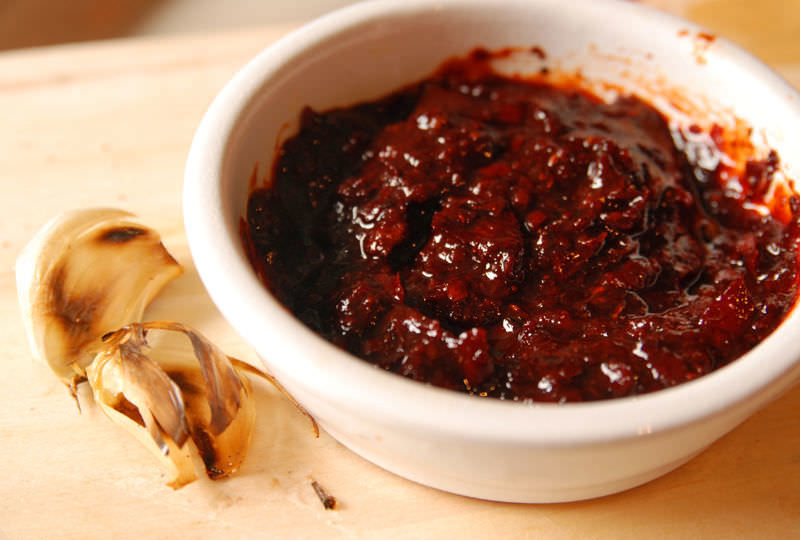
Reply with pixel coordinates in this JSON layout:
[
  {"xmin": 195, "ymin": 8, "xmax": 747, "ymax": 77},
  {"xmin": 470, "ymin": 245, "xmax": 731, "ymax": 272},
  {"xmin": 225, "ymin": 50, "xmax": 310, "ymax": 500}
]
[
  {"xmin": 87, "ymin": 324, "xmax": 196, "ymax": 488},
  {"xmin": 16, "ymin": 209, "xmax": 183, "ymax": 389},
  {"xmin": 17, "ymin": 208, "xmax": 317, "ymax": 488},
  {"xmin": 88, "ymin": 322, "xmax": 259, "ymax": 487}
]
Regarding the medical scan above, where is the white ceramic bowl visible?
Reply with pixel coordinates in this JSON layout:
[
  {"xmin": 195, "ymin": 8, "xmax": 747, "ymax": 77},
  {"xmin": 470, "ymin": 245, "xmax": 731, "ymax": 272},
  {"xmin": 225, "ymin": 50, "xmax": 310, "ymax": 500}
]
[{"xmin": 184, "ymin": 0, "xmax": 800, "ymax": 502}]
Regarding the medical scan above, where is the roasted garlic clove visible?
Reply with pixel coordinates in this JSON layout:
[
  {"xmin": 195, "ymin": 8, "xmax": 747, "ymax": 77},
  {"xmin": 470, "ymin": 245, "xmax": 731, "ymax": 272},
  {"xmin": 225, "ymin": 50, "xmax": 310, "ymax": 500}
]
[
  {"xmin": 151, "ymin": 321, "xmax": 257, "ymax": 480},
  {"xmin": 18, "ymin": 209, "xmax": 317, "ymax": 489},
  {"xmin": 87, "ymin": 325, "xmax": 196, "ymax": 488},
  {"xmin": 16, "ymin": 209, "xmax": 183, "ymax": 388},
  {"xmin": 87, "ymin": 322, "xmax": 260, "ymax": 487}
]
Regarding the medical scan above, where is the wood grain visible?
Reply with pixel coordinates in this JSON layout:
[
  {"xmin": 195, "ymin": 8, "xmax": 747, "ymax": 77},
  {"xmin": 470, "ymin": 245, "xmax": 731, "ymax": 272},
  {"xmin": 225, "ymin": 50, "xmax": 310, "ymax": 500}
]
[{"xmin": 0, "ymin": 3, "xmax": 798, "ymax": 539}]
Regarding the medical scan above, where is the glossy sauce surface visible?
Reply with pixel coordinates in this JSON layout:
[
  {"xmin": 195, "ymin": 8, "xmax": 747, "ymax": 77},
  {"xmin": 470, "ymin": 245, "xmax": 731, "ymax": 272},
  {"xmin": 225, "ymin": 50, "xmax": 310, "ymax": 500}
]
[{"xmin": 245, "ymin": 50, "xmax": 800, "ymax": 402}]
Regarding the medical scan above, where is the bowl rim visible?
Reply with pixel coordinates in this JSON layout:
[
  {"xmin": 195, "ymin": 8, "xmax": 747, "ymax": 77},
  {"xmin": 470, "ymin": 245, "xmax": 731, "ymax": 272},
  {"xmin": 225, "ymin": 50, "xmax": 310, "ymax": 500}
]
[{"xmin": 184, "ymin": 0, "xmax": 800, "ymax": 447}]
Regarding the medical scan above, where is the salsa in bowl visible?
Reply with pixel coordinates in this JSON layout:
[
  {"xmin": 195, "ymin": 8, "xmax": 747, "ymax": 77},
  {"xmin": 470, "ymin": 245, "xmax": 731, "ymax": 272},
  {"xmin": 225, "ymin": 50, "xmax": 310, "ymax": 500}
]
[{"xmin": 184, "ymin": 0, "xmax": 800, "ymax": 502}]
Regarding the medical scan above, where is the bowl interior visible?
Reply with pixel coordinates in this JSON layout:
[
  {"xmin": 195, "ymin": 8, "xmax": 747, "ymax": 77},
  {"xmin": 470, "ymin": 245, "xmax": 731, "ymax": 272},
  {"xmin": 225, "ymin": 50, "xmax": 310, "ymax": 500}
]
[
  {"xmin": 223, "ymin": 0, "xmax": 800, "ymax": 212},
  {"xmin": 185, "ymin": 0, "xmax": 800, "ymax": 446}
]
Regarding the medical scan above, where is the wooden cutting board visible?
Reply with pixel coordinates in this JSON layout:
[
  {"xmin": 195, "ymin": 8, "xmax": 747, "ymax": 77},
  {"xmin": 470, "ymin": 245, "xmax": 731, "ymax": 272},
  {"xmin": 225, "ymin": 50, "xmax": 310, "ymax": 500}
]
[{"xmin": 1, "ymin": 3, "xmax": 798, "ymax": 538}]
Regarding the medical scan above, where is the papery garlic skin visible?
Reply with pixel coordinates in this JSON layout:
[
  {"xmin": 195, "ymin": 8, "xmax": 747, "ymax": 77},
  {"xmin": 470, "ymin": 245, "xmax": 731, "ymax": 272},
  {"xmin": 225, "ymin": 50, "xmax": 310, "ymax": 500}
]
[
  {"xmin": 129, "ymin": 322, "xmax": 258, "ymax": 481},
  {"xmin": 16, "ymin": 209, "xmax": 183, "ymax": 386},
  {"xmin": 167, "ymin": 362, "xmax": 256, "ymax": 480},
  {"xmin": 86, "ymin": 323, "xmax": 260, "ymax": 488},
  {"xmin": 87, "ymin": 326, "xmax": 197, "ymax": 489}
]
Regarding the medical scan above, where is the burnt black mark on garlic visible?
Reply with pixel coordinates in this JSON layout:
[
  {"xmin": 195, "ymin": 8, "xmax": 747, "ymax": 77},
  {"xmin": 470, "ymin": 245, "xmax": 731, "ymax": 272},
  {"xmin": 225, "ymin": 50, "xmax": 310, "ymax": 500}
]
[
  {"xmin": 165, "ymin": 368, "xmax": 206, "ymax": 397},
  {"xmin": 111, "ymin": 394, "xmax": 146, "ymax": 427},
  {"xmin": 48, "ymin": 264, "xmax": 101, "ymax": 350},
  {"xmin": 191, "ymin": 428, "xmax": 225, "ymax": 479},
  {"xmin": 98, "ymin": 226, "xmax": 150, "ymax": 244}
]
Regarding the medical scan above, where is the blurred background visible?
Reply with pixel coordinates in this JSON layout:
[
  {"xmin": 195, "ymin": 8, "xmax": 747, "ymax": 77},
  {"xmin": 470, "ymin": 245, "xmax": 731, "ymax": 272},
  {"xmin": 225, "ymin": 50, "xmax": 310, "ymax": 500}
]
[
  {"xmin": 0, "ymin": 0, "xmax": 796, "ymax": 66},
  {"xmin": 0, "ymin": 0, "xmax": 357, "ymax": 50}
]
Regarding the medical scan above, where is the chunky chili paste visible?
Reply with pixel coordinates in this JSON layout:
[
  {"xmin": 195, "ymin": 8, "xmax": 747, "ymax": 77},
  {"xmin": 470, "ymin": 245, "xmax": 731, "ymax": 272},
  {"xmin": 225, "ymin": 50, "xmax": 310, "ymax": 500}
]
[{"xmin": 244, "ymin": 49, "xmax": 800, "ymax": 402}]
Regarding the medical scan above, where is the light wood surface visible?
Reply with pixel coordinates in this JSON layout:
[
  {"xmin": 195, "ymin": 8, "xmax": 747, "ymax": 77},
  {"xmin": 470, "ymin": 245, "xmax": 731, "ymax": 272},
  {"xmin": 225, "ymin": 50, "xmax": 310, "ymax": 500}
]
[{"xmin": 1, "ymin": 2, "xmax": 798, "ymax": 539}]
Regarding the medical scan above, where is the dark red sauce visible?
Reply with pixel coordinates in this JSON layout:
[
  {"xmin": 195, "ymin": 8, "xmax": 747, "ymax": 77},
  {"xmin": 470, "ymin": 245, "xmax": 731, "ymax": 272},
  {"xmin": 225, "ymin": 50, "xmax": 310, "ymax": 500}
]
[{"xmin": 244, "ymin": 49, "xmax": 800, "ymax": 402}]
